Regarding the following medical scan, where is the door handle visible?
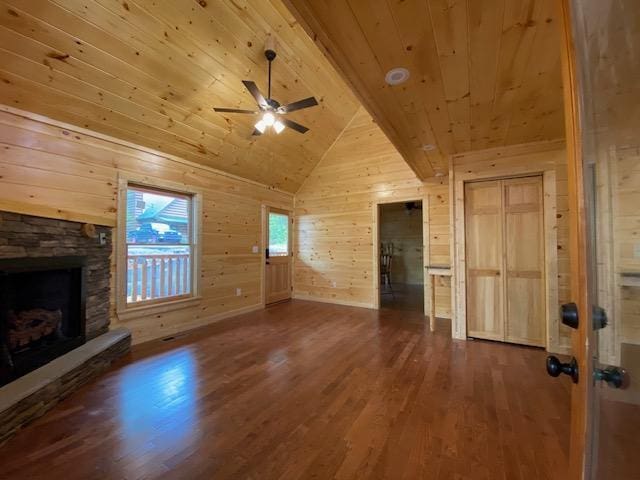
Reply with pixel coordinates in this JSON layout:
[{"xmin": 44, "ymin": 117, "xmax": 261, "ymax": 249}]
[
  {"xmin": 561, "ymin": 302, "xmax": 579, "ymax": 329},
  {"xmin": 594, "ymin": 366, "xmax": 628, "ymax": 389},
  {"xmin": 546, "ymin": 355, "xmax": 579, "ymax": 383}
]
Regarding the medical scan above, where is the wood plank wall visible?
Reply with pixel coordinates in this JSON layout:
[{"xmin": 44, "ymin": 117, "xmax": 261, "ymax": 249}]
[
  {"xmin": 0, "ymin": 106, "xmax": 292, "ymax": 344},
  {"xmin": 450, "ymin": 140, "xmax": 572, "ymax": 350},
  {"xmin": 294, "ymin": 107, "xmax": 451, "ymax": 317},
  {"xmin": 596, "ymin": 145, "xmax": 640, "ymax": 365}
]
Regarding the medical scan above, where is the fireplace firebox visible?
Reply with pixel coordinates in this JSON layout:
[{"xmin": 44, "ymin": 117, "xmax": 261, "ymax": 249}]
[{"xmin": 0, "ymin": 256, "xmax": 87, "ymax": 386}]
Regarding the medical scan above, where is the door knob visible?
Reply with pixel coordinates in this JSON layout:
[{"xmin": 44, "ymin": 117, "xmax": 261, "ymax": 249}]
[
  {"xmin": 594, "ymin": 366, "xmax": 627, "ymax": 389},
  {"xmin": 546, "ymin": 355, "xmax": 579, "ymax": 384},
  {"xmin": 561, "ymin": 302, "xmax": 579, "ymax": 329}
]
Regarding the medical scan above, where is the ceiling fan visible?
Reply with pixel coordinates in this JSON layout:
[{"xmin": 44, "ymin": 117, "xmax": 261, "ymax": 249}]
[{"xmin": 213, "ymin": 48, "xmax": 318, "ymax": 135}]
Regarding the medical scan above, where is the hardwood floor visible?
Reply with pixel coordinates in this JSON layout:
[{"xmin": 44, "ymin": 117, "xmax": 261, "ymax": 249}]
[
  {"xmin": 380, "ymin": 283, "xmax": 424, "ymax": 313},
  {"xmin": 0, "ymin": 300, "xmax": 570, "ymax": 479}
]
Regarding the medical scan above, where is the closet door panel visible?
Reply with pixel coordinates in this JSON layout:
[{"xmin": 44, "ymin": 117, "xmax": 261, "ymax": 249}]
[
  {"xmin": 465, "ymin": 181, "xmax": 504, "ymax": 340},
  {"xmin": 503, "ymin": 177, "xmax": 545, "ymax": 346}
]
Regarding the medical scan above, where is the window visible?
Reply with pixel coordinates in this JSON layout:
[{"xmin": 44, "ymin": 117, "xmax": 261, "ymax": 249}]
[
  {"xmin": 268, "ymin": 211, "xmax": 289, "ymax": 256},
  {"xmin": 125, "ymin": 185, "xmax": 195, "ymax": 305}
]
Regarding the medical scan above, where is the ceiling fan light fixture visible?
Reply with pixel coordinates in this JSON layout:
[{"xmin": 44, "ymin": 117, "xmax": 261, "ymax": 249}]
[
  {"xmin": 385, "ymin": 67, "xmax": 410, "ymax": 85},
  {"xmin": 254, "ymin": 119, "xmax": 267, "ymax": 133},
  {"xmin": 262, "ymin": 112, "xmax": 276, "ymax": 126},
  {"xmin": 213, "ymin": 48, "xmax": 317, "ymax": 136},
  {"xmin": 273, "ymin": 119, "xmax": 285, "ymax": 134}
]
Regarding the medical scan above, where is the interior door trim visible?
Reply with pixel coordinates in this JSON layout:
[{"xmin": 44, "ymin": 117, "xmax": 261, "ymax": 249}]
[{"xmin": 452, "ymin": 170, "xmax": 563, "ymax": 353}]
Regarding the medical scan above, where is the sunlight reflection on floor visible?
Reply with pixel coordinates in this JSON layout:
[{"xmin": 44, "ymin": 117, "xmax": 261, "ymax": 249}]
[{"xmin": 117, "ymin": 348, "xmax": 199, "ymax": 469}]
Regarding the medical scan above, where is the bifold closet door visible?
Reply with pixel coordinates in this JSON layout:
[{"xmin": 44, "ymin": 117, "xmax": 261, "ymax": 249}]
[
  {"xmin": 465, "ymin": 181, "xmax": 504, "ymax": 341},
  {"xmin": 465, "ymin": 176, "xmax": 545, "ymax": 347},
  {"xmin": 503, "ymin": 177, "xmax": 545, "ymax": 346}
]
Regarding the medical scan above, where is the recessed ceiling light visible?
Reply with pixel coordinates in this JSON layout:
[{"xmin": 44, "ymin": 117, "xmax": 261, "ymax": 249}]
[
  {"xmin": 422, "ymin": 144, "xmax": 436, "ymax": 151},
  {"xmin": 385, "ymin": 67, "xmax": 410, "ymax": 85}
]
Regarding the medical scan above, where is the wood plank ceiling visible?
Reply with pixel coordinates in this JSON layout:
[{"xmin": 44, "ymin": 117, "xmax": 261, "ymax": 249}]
[
  {"xmin": 284, "ymin": 0, "xmax": 566, "ymax": 178},
  {"xmin": 0, "ymin": 0, "xmax": 360, "ymax": 192}
]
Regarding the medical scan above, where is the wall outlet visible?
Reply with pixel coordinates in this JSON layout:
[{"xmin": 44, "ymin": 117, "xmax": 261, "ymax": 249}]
[
  {"xmin": 331, "ymin": 281, "xmax": 337, "ymax": 288},
  {"xmin": 236, "ymin": 288, "xmax": 242, "ymax": 296},
  {"xmin": 252, "ymin": 245, "xmax": 259, "ymax": 254}
]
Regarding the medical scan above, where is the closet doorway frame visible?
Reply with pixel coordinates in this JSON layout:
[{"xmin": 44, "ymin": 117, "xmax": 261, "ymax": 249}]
[{"xmin": 451, "ymin": 148, "xmax": 567, "ymax": 354}]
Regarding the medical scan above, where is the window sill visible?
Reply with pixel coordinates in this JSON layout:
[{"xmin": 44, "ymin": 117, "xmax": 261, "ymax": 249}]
[{"xmin": 117, "ymin": 296, "xmax": 201, "ymax": 321}]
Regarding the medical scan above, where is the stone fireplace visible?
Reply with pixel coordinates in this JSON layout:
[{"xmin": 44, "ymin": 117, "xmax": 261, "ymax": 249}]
[
  {"xmin": 0, "ymin": 211, "xmax": 130, "ymax": 443},
  {"xmin": 0, "ymin": 211, "xmax": 112, "ymax": 339}
]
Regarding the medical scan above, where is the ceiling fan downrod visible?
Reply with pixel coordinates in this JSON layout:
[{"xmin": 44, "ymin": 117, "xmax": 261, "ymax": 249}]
[{"xmin": 265, "ymin": 49, "xmax": 276, "ymax": 103}]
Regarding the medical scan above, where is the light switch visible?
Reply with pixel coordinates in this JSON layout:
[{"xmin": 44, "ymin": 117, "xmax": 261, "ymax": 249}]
[{"xmin": 252, "ymin": 245, "xmax": 259, "ymax": 254}]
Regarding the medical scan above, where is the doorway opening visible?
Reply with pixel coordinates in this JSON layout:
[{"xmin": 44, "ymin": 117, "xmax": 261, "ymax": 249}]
[
  {"xmin": 263, "ymin": 206, "xmax": 292, "ymax": 306},
  {"xmin": 378, "ymin": 201, "xmax": 424, "ymax": 313}
]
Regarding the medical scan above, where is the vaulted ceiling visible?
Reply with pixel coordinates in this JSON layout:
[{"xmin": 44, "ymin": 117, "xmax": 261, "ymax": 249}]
[
  {"xmin": 0, "ymin": 0, "xmax": 566, "ymax": 191},
  {"xmin": 284, "ymin": 0, "xmax": 566, "ymax": 178},
  {"xmin": 0, "ymin": 0, "xmax": 359, "ymax": 192}
]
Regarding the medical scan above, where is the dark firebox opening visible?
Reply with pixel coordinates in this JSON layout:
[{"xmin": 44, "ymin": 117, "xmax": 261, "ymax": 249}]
[{"xmin": 0, "ymin": 256, "xmax": 87, "ymax": 386}]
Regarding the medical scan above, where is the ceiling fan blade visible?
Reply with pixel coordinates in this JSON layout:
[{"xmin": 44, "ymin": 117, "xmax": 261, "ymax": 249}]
[
  {"xmin": 242, "ymin": 80, "xmax": 268, "ymax": 109},
  {"xmin": 279, "ymin": 97, "xmax": 318, "ymax": 113},
  {"xmin": 282, "ymin": 118, "xmax": 309, "ymax": 134},
  {"xmin": 213, "ymin": 107, "xmax": 257, "ymax": 114},
  {"xmin": 252, "ymin": 128, "xmax": 263, "ymax": 136}
]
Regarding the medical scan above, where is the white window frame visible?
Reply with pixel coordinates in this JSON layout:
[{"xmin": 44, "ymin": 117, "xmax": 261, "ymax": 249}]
[{"xmin": 116, "ymin": 174, "xmax": 202, "ymax": 319}]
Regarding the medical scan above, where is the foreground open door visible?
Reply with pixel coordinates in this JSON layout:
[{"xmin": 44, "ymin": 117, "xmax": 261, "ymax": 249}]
[{"xmin": 560, "ymin": 1, "xmax": 640, "ymax": 478}]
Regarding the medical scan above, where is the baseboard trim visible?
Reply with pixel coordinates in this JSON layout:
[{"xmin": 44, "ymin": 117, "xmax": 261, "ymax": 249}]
[
  {"xmin": 292, "ymin": 294, "xmax": 374, "ymax": 309},
  {"xmin": 127, "ymin": 303, "xmax": 264, "ymax": 345}
]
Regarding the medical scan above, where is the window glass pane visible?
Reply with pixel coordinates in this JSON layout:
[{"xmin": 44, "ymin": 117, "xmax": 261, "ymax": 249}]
[
  {"xmin": 126, "ymin": 188, "xmax": 190, "ymax": 245},
  {"xmin": 125, "ymin": 186, "xmax": 193, "ymax": 305},
  {"xmin": 269, "ymin": 212, "xmax": 289, "ymax": 256},
  {"xmin": 127, "ymin": 245, "xmax": 191, "ymax": 303}
]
